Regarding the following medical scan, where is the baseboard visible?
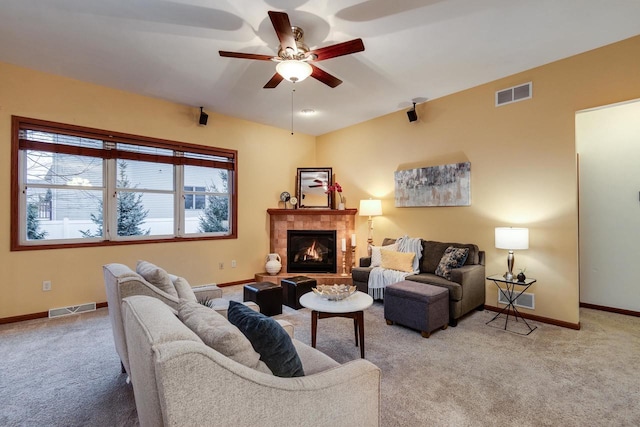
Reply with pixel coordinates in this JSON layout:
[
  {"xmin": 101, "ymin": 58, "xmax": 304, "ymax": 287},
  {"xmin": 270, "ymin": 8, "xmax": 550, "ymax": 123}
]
[
  {"xmin": 580, "ymin": 302, "xmax": 640, "ymax": 317},
  {"xmin": 484, "ymin": 304, "xmax": 581, "ymax": 330},
  {"xmin": 0, "ymin": 302, "xmax": 108, "ymax": 325},
  {"xmin": 217, "ymin": 278, "xmax": 255, "ymax": 287}
]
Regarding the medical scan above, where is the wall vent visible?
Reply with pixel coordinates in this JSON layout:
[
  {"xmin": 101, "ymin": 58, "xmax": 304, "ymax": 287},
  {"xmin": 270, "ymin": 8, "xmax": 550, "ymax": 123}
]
[
  {"xmin": 497, "ymin": 290, "xmax": 535, "ymax": 310},
  {"xmin": 495, "ymin": 82, "xmax": 532, "ymax": 106},
  {"xmin": 49, "ymin": 302, "xmax": 96, "ymax": 318}
]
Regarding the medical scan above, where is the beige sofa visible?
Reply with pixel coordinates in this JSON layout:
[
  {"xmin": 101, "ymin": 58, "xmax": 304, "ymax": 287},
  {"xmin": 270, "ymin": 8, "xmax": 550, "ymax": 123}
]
[
  {"xmin": 122, "ymin": 295, "xmax": 381, "ymax": 427},
  {"xmin": 103, "ymin": 262, "xmax": 229, "ymax": 375}
]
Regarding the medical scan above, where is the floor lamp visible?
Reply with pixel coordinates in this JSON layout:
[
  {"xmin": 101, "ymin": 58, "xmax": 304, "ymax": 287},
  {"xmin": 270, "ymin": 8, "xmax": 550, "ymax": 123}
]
[
  {"xmin": 495, "ymin": 227, "xmax": 529, "ymax": 280},
  {"xmin": 359, "ymin": 199, "xmax": 382, "ymax": 257}
]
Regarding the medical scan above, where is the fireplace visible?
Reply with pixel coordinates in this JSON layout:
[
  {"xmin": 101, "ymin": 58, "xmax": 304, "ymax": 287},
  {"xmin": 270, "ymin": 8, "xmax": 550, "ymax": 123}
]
[{"xmin": 287, "ymin": 230, "xmax": 337, "ymax": 274}]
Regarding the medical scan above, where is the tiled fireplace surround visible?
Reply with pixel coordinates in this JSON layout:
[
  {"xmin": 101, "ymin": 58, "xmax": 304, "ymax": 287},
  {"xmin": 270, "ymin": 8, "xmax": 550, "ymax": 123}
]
[{"xmin": 254, "ymin": 209, "xmax": 357, "ymax": 285}]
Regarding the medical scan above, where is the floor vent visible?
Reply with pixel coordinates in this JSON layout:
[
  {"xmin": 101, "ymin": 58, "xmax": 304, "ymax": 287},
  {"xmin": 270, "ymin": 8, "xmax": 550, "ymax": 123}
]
[
  {"xmin": 497, "ymin": 290, "xmax": 535, "ymax": 310},
  {"xmin": 496, "ymin": 82, "xmax": 532, "ymax": 106},
  {"xmin": 49, "ymin": 302, "xmax": 96, "ymax": 318}
]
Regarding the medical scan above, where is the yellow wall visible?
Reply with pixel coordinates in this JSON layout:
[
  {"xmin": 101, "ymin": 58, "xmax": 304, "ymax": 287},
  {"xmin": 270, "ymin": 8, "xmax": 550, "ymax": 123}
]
[
  {"xmin": 0, "ymin": 61, "xmax": 315, "ymax": 319},
  {"xmin": 317, "ymin": 35, "xmax": 640, "ymax": 326},
  {"xmin": 2, "ymin": 35, "xmax": 640, "ymax": 323}
]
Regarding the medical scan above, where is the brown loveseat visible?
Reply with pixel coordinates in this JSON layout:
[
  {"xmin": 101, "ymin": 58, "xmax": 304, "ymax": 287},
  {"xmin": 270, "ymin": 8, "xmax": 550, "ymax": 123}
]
[{"xmin": 351, "ymin": 238, "xmax": 485, "ymax": 326}]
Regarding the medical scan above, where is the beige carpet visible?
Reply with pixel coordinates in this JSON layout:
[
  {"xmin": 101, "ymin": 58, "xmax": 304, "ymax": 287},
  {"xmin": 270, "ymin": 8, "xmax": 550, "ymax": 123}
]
[{"xmin": 1, "ymin": 285, "xmax": 639, "ymax": 426}]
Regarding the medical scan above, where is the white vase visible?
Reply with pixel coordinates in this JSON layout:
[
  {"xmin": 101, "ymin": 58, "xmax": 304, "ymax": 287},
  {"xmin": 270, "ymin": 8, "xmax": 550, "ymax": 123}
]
[
  {"xmin": 265, "ymin": 253, "xmax": 282, "ymax": 275},
  {"xmin": 338, "ymin": 202, "xmax": 345, "ymax": 210}
]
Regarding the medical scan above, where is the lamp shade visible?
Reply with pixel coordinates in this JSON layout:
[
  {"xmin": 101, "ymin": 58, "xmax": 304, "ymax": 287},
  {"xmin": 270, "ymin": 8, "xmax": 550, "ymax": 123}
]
[
  {"xmin": 495, "ymin": 227, "xmax": 529, "ymax": 250},
  {"xmin": 276, "ymin": 60, "xmax": 313, "ymax": 83},
  {"xmin": 359, "ymin": 199, "xmax": 382, "ymax": 217}
]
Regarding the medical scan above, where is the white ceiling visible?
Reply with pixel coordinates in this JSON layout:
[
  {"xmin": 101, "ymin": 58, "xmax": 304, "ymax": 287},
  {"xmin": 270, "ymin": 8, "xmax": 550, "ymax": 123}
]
[{"xmin": 1, "ymin": 0, "xmax": 639, "ymax": 136}]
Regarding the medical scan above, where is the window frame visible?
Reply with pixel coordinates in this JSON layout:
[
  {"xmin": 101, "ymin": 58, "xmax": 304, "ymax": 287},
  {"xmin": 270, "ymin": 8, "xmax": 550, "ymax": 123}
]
[{"xmin": 11, "ymin": 116, "xmax": 238, "ymax": 251}]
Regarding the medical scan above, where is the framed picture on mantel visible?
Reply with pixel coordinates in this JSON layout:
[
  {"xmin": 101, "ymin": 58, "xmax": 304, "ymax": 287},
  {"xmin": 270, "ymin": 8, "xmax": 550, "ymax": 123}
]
[{"xmin": 296, "ymin": 167, "xmax": 332, "ymax": 209}]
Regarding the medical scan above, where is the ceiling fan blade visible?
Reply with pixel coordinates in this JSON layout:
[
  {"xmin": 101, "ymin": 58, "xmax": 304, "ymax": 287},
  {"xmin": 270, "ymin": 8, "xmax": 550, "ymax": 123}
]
[
  {"xmin": 310, "ymin": 65, "xmax": 342, "ymax": 88},
  {"xmin": 219, "ymin": 51, "xmax": 273, "ymax": 61},
  {"xmin": 268, "ymin": 11, "xmax": 297, "ymax": 55},
  {"xmin": 263, "ymin": 73, "xmax": 284, "ymax": 89},
  {"xmin": 309, "ymin": 39, "xmax": 364, "ymax": 61}
]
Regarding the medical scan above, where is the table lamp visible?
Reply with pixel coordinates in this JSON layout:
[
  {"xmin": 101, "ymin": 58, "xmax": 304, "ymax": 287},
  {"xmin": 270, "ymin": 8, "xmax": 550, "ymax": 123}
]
[
  {"xmin": 495, "ymin": 227, "xmax": 529, "ymax": 280},
  {"xmin": 359, "ymin": 199, "xmax": 382, "ymax": 256}
]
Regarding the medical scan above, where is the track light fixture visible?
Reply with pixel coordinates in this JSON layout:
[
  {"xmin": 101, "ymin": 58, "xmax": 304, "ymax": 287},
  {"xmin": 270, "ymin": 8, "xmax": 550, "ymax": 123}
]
[
  {"xmin": 407, "ymin": 102, "xmax": 417, "ymax": 123},
  {"xmin": 199, "ymin": 106, "xmax": 209, "ymax": 126}
]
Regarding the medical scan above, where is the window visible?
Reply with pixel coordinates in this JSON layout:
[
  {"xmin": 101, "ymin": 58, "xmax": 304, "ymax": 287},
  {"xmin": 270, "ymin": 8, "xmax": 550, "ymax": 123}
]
[
  {"xmin": 11, "ymin": 116, "xmax": 237, "ymax": 250},
  {"xmin": 184, "ymin": 186, "xmax": 206, "ymax": 210}
]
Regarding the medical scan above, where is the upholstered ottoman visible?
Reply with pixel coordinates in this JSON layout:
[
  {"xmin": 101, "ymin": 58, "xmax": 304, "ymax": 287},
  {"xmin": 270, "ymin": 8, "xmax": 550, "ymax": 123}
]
[
  {"xmin": 384, "ymin": 280, "xmax": 449, "ymax": 338},
  {"xmin": 243, "ymin": 282, "xmax": 282, "ymax": 316},
  {"xmin": 281, "ymin": 276, "xmax": 316, "ymax": 309}
]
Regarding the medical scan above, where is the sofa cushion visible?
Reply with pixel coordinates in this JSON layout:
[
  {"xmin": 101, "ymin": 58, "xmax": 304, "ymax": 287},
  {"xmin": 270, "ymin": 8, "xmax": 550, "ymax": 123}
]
[
  {"xmin": 173, "ymin": 277, "xmax": 197, "ymax": 302},
  {"xmin": 178, "ymin": 300, "xmax": 272, "ymax": 374},
  {"xmin": 228, "ymin": 301, "xmax": 304, "ymax": 378},
  {"xmin": 380, "ymin": 249, "xmax": 415, "ymax": 273},
  {"xmin": 420, "ymin": 241, "xmax": 479, "ymax": 273},
  {"xmin": 435, "ymin": 247, "xmax": 469, "ymax": 280},
  {"xmin": 136, "ymin": 260, "xmax": 178, "ymax": 298},
  {"xmin": 406, "ymin": 273, "xmax": 464, "ymax": 301},
  {"xmin": 370, "ymin": 243, "xmax": 398, "ymax": 267}
]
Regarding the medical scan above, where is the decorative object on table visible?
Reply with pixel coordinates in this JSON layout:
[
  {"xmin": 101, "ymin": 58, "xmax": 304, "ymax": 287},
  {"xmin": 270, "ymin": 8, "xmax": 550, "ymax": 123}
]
[
  {"xmin": 279, "ymin": 191, "xmax": 291, "ymax": 209},
  {"xmin": 351, "ymin": 233, "xmax": 357, "ymax": 272},
  {"xmin": 495, "ymin": 227, "xmax": 529, "ymax": 281},
  {"xmin": 359, "ymin": 198, "xmax": 383, "ymax": 256},
  {"xmin": 517, "ymin": 268, "xmax": 527, "ymax": 282},
  {"xmin": 340, "ymin": 237, "xmax": 348, "ymax": 276},
  {"xmin": 296, "ymin": 167, "xmax": 332, "ymax": 209},
  {"xmin": 289, "ymin": 196, "xmax": 298, "ymax": 209},
  {"xmin": 265, "ymin": 253, "xmax": 282, "ymax": 275},
  {"xmin": 312, "ymin": 284, "xmax": 357, "ymax": 301},
  {"xmin": 394, "ymin": 162, "xmax": 470, "ymax": 207},
  {"xmin": 326, "ymin": 182, "xmax": 344, "ymax": 209}
]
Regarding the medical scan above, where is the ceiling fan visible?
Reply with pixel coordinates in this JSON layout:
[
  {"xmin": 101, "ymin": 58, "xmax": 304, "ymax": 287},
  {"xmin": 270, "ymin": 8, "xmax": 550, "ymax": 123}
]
[{"xmin": 219, "ymin": 11, "xmax": 365, "ymax": 88}]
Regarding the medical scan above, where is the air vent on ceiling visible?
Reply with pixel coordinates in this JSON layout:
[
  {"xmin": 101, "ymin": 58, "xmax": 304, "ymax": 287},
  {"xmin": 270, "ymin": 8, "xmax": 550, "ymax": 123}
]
[
  {"xmin": 495, "ymin": 82, "xmax": 532, "ymax": 107},
  {"xmin": 497, "ymin": 290, "xmax": 535, "ymax": 310},
  {"xmin": 49, "ymin": 302, "xmax": 96, "ymax": 318}
]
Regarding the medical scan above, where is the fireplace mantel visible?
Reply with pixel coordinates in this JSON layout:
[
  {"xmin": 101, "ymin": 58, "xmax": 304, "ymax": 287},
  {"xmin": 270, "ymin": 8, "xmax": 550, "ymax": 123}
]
[
  {"xmin": 261, "ymin": 208, "xmax": 358, "ymax": 285},
  {"xmin": 267, "ymin": 208, "xmax": 357, "ymax": 216}
]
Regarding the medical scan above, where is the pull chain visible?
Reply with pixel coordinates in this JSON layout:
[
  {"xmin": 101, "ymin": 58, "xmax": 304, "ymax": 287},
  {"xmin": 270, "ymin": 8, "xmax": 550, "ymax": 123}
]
[{"xmin": 291, "ymin": 87, "xmax": 295, "ymax": 135}]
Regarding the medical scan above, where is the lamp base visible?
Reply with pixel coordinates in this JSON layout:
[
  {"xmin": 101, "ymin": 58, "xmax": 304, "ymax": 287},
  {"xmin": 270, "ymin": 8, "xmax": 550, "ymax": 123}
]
[{"xmin": 503, "ymin": 271, "xmax": 514, "ymax": 281}]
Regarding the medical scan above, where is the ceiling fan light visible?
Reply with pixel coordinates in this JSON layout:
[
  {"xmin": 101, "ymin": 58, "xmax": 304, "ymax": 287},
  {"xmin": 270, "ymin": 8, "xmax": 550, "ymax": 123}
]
[{"xmin": 276, "ymin": 60, "xmax": 313, "ymax": 83}]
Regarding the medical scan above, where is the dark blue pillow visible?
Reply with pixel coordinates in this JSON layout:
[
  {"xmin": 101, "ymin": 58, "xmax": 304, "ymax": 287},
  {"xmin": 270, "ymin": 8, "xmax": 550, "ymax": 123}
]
[{"xmin": 227, "ymin": 301, "xmax": 304, "ymax": 377}]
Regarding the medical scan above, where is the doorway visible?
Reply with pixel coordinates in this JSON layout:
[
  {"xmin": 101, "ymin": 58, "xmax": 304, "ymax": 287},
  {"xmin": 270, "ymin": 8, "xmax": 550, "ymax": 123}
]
[{"xmin": 576, "ymin": 99, "xmax": 640, "ymax": 312}]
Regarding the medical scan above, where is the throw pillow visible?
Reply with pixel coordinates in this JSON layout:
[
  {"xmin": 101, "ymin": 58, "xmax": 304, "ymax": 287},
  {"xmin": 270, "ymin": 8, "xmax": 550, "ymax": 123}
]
[
  {"xmin": 178, "ymin": 300, "xmax": 271, "ymax": 374},
  {"xmin": 136, "ymin": 260, "xmax": 178, "ymax": 298},
  {"xmin": 173, "ymin": 277, "xmax": 197, "ymax": 302},
  {"xmin": 380, "ymin": 249, "xmax": 416, "ymax": 273},
  {"xmin": 370, "ymin": 243, "xmax": 399, "ymax": 267},
  {"xmin": 227, "ymin": 301, "xmax": 304, "ymax": 378},
  {"xmin": 435, "ymin": 246, "xmax": 470, "ymax": 280}
]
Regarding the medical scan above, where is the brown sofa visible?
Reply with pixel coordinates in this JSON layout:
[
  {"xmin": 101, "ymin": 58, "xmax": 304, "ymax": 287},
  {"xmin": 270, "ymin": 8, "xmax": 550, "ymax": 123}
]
[{"xmin": 351, "ymin": 238, "xmax": 485, "ymax": 326}]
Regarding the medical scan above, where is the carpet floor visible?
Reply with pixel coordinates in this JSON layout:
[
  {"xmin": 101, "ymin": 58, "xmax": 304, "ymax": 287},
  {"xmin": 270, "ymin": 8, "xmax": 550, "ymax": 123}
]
[{"xmin": 1, "ymin": 285, "xmax": 639, "ymax": 426}]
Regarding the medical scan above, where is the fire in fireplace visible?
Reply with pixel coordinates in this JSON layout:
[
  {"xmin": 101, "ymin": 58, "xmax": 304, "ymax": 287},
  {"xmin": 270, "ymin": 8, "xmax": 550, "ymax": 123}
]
[{"xmin": 287, "ymin": 230, "xmax": 337, "ymax": 273}]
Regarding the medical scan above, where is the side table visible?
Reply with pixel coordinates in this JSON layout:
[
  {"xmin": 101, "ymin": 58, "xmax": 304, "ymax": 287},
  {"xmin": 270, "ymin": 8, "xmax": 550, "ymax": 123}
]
[{"xmin": 486, "ymin": 274, "xmax": 537, "ymax": 335}]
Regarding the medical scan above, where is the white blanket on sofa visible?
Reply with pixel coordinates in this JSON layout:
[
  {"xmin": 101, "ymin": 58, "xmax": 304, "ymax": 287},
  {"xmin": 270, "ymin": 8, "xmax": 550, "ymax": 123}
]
[{"xmin": 367, "ymin": 236, "xmax": 422, "ymax": 300}]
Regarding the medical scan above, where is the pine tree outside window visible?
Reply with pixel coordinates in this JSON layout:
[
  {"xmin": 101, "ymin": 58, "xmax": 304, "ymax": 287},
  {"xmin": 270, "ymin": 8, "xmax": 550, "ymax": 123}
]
[{"xmin": 11, "ymin": 116, "xmax": 237, "ymax": 250}]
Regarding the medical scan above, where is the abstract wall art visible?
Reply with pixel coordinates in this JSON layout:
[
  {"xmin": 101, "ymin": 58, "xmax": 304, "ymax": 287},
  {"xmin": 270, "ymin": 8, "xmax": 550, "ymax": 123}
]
[{"xmin": 394, "ymin": 162, "xmax": 471, "ymax": 207}]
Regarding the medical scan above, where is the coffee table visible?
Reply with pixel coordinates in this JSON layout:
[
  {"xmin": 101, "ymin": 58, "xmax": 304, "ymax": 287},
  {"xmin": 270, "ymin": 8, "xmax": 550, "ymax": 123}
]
[{"xmin": 299, "ymin": 291, "xmax": 374, "ymax": 359}]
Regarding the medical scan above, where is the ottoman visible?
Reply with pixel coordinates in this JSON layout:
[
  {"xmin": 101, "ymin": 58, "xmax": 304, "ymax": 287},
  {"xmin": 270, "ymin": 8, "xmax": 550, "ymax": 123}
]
[
  {"xmin": 384, "ymin": 280, "xmax": 449, "ymax": 338},
  {"xmin": 281, "ymin": 276, "xmax": 316, "ymax": 309},
  {"xmin": 243, "ymin": 282, "xmax": 282, "ymax": 316}
]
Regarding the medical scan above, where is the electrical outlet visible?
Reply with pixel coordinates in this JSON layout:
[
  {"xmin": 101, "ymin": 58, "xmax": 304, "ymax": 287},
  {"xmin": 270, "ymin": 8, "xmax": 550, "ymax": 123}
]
[
  {"xmin": 42, "ymin": 280, "xmax": 52, "ymax": 291},
  {"xmin": 231, "ymin": 260, "xmax": 237, "ymax": 268},
  {"xmin": 219, "ymin": 262, "xmax": 224, "ymax": 270}
]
